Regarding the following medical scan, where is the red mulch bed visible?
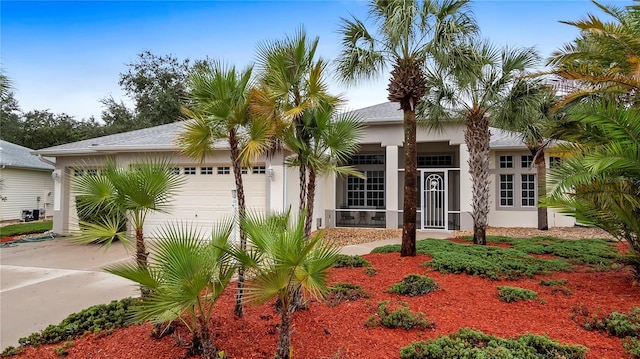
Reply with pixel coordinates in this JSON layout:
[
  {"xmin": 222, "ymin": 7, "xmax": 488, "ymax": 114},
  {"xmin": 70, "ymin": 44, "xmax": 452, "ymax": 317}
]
[{"xmin": 10, "ymin": 241, "xmax": 640, "ymax": 359}]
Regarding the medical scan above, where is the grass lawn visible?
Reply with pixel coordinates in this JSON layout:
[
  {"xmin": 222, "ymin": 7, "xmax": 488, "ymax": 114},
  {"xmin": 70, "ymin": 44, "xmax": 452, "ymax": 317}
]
[{"xmin": 0, "ymin": 221, "xmax": 52, "ymax": 237}]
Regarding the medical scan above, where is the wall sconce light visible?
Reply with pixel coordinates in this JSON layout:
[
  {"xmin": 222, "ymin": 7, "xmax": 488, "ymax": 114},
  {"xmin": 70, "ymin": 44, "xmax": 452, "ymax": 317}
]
[
  {"xmin": 230, "ymin": 187, "xmax": 237, "ymax": 199},
  {"xmin": 267, "ymin": 166, "xmax": 274, "ymax": 180},
  {"xmin": 51, "ymin": 171, "xmax": 61, "ymax": 182}
]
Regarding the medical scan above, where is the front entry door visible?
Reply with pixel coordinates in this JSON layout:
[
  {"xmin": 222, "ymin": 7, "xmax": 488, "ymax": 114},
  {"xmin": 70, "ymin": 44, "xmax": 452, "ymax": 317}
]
[{"xmin": 422, "ymin": 171, "xmax": 447, "ymax": 229}]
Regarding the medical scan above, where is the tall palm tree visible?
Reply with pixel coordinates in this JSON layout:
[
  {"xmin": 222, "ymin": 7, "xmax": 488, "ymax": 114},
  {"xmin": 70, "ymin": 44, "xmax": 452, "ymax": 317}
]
[
  {"xmin": 230, "ymin": 211, "xmax": 340, "ymax": 359},
  {"xmin": 548, "ymin": 0, "xmax": 640, "ymax": 106},
  {"xmin": 336, "ymin": 0, "xmax": 477, "ymax": 256},
  {"xmin": 420, "ymin": 41, "xmax": 539, "ymax": 244},
  {"xmin": 493, "ymin": 80, "xmax": 565, "ymax": 230},
  {"xmin": 543, "ymin": 102, "xmax": 640, "ymax": 279},
  {"xmin": 283, "ymin": 103, "xmax": 364, "ymax": 236},
  {"xmin": 72, "ymin": 158, "xmax": 183, "ymax": 275},
  {"xmin": 177, "ymin": 61, "xmax": 273, "ymax": 317},
  {"xmin": 254, "ymin": 28, "xmax": 342, "ymax": 236},
  {"xmin": 106, "ymin": 223, "xmax": 235, "ymax": 359}
]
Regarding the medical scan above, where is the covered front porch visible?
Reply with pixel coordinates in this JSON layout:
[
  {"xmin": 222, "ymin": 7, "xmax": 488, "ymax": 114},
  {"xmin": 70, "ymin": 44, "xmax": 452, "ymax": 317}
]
[{"xmin": 329, "ymin": 142, "xmax": 468, "ymax": 231}]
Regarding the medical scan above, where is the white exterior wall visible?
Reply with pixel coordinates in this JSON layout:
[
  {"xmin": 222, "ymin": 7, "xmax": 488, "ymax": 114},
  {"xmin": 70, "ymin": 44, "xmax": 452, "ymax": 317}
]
[{"xmin": 0, "ymin": 168, "xmax": 54, "ymax": 221}]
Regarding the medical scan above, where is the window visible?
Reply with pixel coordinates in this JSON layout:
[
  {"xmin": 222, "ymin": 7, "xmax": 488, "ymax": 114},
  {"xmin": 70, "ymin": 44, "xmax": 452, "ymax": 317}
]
[
  {"xmin": 200, "ymin": 167, "xmax": 213, "ymax": 175},
  {"xmin": 184, "ymin": 167, "xmax": 196, "ymax": 175},
  {"xmin": 521, "ymin": 155, "xmax": 533, "ymax": 168},
  {"xmin": 550, "ymin": 157, "xmax": 562, "ymax": 168},
  {"xmin": 346, "ymin": 154, "xmax": 384, "ymax": 165},
  {"xmin": 346, "ymin": 171, "xmax": 385, "ymax": 208},
  {"xmin": 499, "ymin": 156, "xmax": 513, "ymax": 168},
  {"xmin": 241, "ymin": 167, "xmax": 248, "ymax": 174},
  {"xmin": 417, "ymin": 155, "xmax": 453, "ymax": 167},
  {"xmin": 73, "ymin": 169, "xmax": 84, "ymax": 177},
  {"xmin": 252, "ymin": 166, "xmax": 266, "ymax": 174},
  {"xmin": 86, "ymin": 169, "xmax": 98, "ymax": 176},
  {"xmin": 217, "ymin": 167, "xmax": 230, "ymax": 175},
  {"xmin": 171, "ymin": 167, "xmax": 180, "ymax": 175},
  {"xmin": 521, "ymin": 174, "xmax": 536, "ymax": 207},
  {"xmin": 499, "ymin": 174, "xmax": 514, "ymax": 206}
]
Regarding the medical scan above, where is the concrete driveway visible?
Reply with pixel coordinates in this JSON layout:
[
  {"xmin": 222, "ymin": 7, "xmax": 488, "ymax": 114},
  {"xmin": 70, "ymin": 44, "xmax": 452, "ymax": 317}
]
[{"xmin": 0, "ymin": 238, "xmax": 137, "ymax": 349}]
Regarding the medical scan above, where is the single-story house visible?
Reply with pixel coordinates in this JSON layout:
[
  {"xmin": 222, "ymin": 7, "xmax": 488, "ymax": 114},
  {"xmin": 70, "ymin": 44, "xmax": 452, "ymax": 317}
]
[
  {"xmin": 0, "ymin": 140, "xmax": 55, "ymax": 222},
  {"xmin": 34, "ymin": 102, "xmax": 574, "ymax": 235}
]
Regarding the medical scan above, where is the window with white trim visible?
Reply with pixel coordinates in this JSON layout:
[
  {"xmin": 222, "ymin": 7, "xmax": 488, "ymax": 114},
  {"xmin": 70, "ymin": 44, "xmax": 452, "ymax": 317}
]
[
  {"xmin": 171, "ymin": 167, "xmax": 180, "ymax": 175},
  {"xmin": 521, "ymin": 174, "xmax": 536, "ymax": 207},
  {"xmin": 200, "ymin": 167, "xmax": 213, "ymax": 175},
  {"xmin": 499, "ymin": 155, "xmax": 513, "ymax": 168},
  {"xmin": 252, "ymin": 166, "xmax": 266, "ymax": 174},
  {"xmin": 346, "ymin": 171, "xmax": 385, "ymax": 208},
  {"xmin": 499, "ymin": 174, "xmax": 514, "ymax": 207},
  {"xmin": 184, "ymin": 167, "xmax": 196, "ymax": 175},
  {"xmin": 550, "ymin": 156, "xmax": 562, "ymax": 168},
  {"xmin": 217, "ymin": 167, "xmax": 230, "ymax": 175},
  {"xmin": 241, "ymin": 167, "xmax": 248, "ymax": 174},
  {"xmin": 521, "ymin": 155, "xmax": 533, "ymax": 168}
]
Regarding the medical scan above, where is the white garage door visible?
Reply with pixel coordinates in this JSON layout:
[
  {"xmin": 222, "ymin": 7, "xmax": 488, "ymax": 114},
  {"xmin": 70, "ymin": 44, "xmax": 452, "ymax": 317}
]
[{"xmin": 145, "ymin": 165, "xmax": 267, "ymax": 237}]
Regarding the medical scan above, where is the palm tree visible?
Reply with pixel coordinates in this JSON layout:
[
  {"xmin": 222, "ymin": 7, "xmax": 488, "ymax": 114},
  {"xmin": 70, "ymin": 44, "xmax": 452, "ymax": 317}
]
[
  {"xmin": 547, "ymin": 0, "xmax": 640, "ymax": 106},
  {"xmin": 493, "ymin": 80, "xmax": 565, "ymax": 230},
  {"xmin": 336, "ymin": 0, "xmax": 477, "ymax": 256},
  {"xmin": 177, "ymin": 61, "xmax": 273, "ymax": 317},
  {"xmin": 229, "ymin": 211, "xmax": 340, "ymax": 359},
  {"xmin": 254, "ymin": 28, "xmax": 342, "ymax": 236},
  {"xmin": 106, "ymin": 223, "xmax": 235, "ymax": 359},
  {"xmin": 419, "ymin": 41, "xmax": 539, "ymax": 244},
  {"xmin": 283, "ymin": 103, "xmax": 364, "ymax": 236},
  {"xmin": 543, "ymin": 102, "xmax": 640, "ymax": 279},
  {"xmin": 72, "ymin": 158, "xmax": 183, "ymax": 275}
]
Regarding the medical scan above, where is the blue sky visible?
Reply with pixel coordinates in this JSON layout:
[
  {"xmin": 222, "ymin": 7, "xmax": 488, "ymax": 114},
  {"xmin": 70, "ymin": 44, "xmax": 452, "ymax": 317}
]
[{"xmin": 1, "ymin": 0, "xmax": 633, "ymax": 121}]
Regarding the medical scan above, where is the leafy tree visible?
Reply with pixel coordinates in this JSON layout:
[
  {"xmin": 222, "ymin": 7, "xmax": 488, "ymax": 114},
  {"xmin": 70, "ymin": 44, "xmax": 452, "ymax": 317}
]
[
  {"xmin": 230, "ymin": 211, "xmax": 340, "ymax": 359},
  {"xmin": 71, "ymin": 158, "xmax": 184, "ymax": 295},
  {"xmin": 336, "ymin": 0, "xmax": 477, "ymax": 255},
  {"xmin": 177, "ymin": 61, "xmax": 273, "ymax": 317},
  {"xmin": 99, "ymin": 96, "xmax": 139, "ymax": 135},
  {"xmin": 18, "ymin": 110, "xmax": 104, "ymax": 149},
  {"xmin": 254, "ymin": 28, "xmax": 342, "ymax": 237},
  {"xmin": 548, "ymin": 0, "xmax": 640, "ymax": 106},
  {"xmin": 0, "ymin": 74, "xmax": 22, "ymax": 144},
  {"xmin": 282, "ymin": 103, "xmax": 364, "ymax": 236},
  {"xmin": 543, "ymin": 103, "xmax": 640, "ymax": 279},
  {"xmin": 493, "ymin": 80, "xmax": 565, "ymax": 230},
  {"xmin": 106, "ymin": 223, "xmax": 235, "ymax": 359},
  {"xmin": 118, "ymin": 51, "xmax": 194, "ymax": 127},
  {"xmin": 419, "ymin": 41, "xmax": 539, "ymax": 244}
]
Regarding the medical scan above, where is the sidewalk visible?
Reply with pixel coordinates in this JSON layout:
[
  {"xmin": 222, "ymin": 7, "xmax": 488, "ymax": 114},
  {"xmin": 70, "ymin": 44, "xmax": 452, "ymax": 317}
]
[{"xmin": 340, "ymin": 230, "xmax": 451, "ymax": 255}]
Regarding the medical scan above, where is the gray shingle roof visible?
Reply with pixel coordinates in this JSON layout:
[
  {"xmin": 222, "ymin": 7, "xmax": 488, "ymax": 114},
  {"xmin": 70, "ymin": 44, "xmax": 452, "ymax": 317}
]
[
  {"xmin": 34, "ymin": 121, "xmax": 228, "ymax": 156},
  {"xmin": 34, "ymin": 103, "xmax": 527, "ymax": 156},
  {"xmin": 0, "ymin": 140, "xmax": 55, "ymax": 170}
]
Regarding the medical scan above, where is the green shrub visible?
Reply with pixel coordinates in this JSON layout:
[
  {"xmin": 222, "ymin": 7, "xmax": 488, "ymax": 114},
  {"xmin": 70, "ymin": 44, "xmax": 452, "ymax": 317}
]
[
  {"xmin": 399, "ymin": 328, "xmax": 587, "ymax": 359},
  {"xmin": 327, "ymin": 283, "xmax": 370, "ymax": 306},
  {"xmin": 497, "ymin": 286, "xmax": 538, "ymax": 303},
  {"xmin": 578, "ymin": 307, "xmax": 640, "ymax": 338},
  {"xmin": 366, "ymin": 301, "xmax": 433, "ymax": 330},
  {"xmin": 18, "ymin": 298, "xmax": 137, "ymax": 347},
  {"xmin": 52, "ymin": 341, "xmax": 74, "ymax": 356},
  {"xmin": 373, "ymin": 239, "xmax": 571, "ymax": 279},
  {"xmin": 624, "ymin": 337, "xmax": 640, "ymax": 359},
  {"xmin": 387, "ymin": 274, "xmax": 438, "ymax": 296},
  {"xmin": 333, "ymin": 254, "xmax": 371, "ymax": 268},
  {"xmin": 540, "ymin": 278, "xmax": 567, "ymax": 286},
  {"xmin": 0, "ymin": 221, "xmax": 52, "ymax": 237},
  {"xmin": 0, "ymin": 346, "xmax": 25, "ymax": 357},
  {"xmin": 363, "ymin": 267, "xmax": 377, "ymax": 276}
]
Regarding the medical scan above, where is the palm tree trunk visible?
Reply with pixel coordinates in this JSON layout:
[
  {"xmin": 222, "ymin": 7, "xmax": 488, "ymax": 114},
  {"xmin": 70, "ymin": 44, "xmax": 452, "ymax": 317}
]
[
  {"xmin": 465, "ymin": 114, "xmax": 490, "ymax": 245},
  {"xmin": 229, "ymin": 129, "xmax": 246, "ymax": 317},
  {"xmin": 401, "ymin": 107, "xmax": 417, "ymax": 256},
  {"xmin": 135, "ymin": 226, "xmax": 150, "ymax": 297},
  {"xmin": 298, "ymin": 165, "xmax": 307, "ymax": 216},
  {"xmin": 276, "ymin": 303, "xmax": 293, "ymax": 359},
  {"xmin": 304, "ymin": 168, "xmax": 316, "ymax": 238},
  {"xmin": 196, "ymin": 315, "xmax": 218, "ymax": 359},
  {"xmin": 534, "ymin": 151, "xmax": 548, "ymax": 230}
]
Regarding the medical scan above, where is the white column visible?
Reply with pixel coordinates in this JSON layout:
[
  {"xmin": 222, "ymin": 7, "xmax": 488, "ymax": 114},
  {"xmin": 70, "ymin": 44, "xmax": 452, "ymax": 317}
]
[
  {"xmin": 385, "ymin": 145, "xmax": 399, "ymax": 229},
  {"xmin": 459, "ymin": 144, "xmax": 474, "ymax": 230}
]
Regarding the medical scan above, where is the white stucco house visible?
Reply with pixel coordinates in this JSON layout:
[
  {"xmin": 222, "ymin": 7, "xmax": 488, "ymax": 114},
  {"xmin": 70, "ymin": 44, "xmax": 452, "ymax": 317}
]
[
  {"xmin": 34, "ymin": 102, "xmax": 575, "ymax": 235},
  {"xmin": 0, "ymin": 140, "xmax": 55, "ymax": 222}
]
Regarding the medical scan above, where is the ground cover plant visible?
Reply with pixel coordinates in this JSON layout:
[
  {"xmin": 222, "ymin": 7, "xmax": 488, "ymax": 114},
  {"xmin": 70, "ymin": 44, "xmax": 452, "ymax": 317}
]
[
  {"xmin": 497, "ymin": 286, "xmax": 539, "ymax": 303},
  {"xmin": 0, "ymin": 221, "xmax": 52, "ymax": 238},
  {"xmin": 333, "ymin": 254, "xmax": 371, "ymax": 268},
  {"xmin": 572, "ymin": 307, "xmax": 640, "ymax": 358},
  {"xmin": 327, "ymin": 283, "xmax": 370, "ymax": 306},
  {"xmin": 387, "ymin": 274, "xmax": 438, "ymax": 296},
  {"xmin": 4, "ymin": 237, "xmax": 638, "ymax": 359},
  {"xmin": 365, "ymin": 301, "xmax": 434, "ymax": 330}
]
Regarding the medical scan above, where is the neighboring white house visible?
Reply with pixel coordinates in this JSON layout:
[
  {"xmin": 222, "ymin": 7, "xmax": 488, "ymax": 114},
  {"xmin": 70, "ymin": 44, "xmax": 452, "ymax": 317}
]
[
  {"xmin": 34, "ymin": 102, "xmax": 575, "ymax": 235},
  {"xmin": 0, "ymin": 140, "xmax": 55, "ymax": 222}
]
